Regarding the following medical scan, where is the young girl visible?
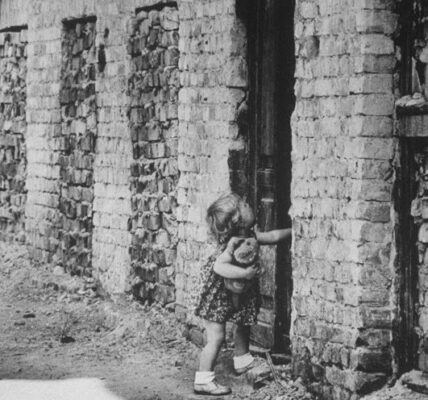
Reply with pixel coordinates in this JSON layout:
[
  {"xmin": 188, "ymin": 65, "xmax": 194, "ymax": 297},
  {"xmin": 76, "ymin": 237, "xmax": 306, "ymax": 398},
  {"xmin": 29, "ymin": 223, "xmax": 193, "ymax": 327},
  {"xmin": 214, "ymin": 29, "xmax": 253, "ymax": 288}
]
[{"xmin": 194, "ymin": 193, "xmax": 291, "ymax": 395}]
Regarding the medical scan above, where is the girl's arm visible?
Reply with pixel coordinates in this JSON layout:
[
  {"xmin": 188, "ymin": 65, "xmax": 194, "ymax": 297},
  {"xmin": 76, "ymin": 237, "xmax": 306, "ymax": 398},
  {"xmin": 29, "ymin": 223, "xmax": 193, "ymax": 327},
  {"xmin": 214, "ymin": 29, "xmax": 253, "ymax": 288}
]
[
  {"xmin": 255, "ymin": 228, "xmax": 292, "ymax": 245},
  {"xmin": 213, "ymin": 249, "xmax": 258, "ymax": 279}
]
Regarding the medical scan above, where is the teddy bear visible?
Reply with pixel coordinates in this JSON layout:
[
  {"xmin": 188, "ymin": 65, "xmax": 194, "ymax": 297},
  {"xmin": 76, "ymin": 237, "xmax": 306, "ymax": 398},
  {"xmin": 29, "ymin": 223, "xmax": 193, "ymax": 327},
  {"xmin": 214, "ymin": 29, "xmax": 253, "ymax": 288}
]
[{"xmin": 224, "ymin": 236, "xmax": 259, "ymax": 308}]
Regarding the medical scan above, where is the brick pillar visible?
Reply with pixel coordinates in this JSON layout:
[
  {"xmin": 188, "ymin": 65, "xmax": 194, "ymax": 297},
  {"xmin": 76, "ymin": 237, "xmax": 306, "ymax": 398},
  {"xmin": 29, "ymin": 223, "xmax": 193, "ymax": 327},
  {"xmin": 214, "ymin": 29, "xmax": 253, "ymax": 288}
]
[
  {"xmin": 291, "ymin": 1, "xmax": 397, "ymax": 398},
  {"xmin": 90, "ymin": 4, "xmax": 133, "ymax": 295},
  {"xmin": 25, "ymin": 16, "xmax": 62, "ymax": 262}
]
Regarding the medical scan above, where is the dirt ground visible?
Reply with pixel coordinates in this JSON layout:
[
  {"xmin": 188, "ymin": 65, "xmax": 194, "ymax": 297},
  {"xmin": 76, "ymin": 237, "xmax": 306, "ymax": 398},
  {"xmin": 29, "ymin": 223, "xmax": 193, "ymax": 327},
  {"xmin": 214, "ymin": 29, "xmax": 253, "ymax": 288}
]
[
  {"xmin": 0, "ymin": 242, "xmax": 315, "ymax": 400},
  {"xmin": 1, "ymin": 242, "xmax": 425, "ymax": 400},
  {"xmin": 0, "ymin": 242, "xmax": 199, "ymax": 400}
]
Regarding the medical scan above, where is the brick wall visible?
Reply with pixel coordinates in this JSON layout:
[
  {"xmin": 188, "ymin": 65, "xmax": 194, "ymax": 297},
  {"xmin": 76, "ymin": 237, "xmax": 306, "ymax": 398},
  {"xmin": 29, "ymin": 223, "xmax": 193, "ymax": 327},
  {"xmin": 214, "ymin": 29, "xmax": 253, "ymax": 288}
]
[
  {"xmin": 0, "ymin": 30, "xmax": 28, "ymax": 242},
  {"xmin": 5, "ymin": 0, "xmax": 248, "ymax": 301},
  {"xmin": 128, "ymin": 4, "xmax": 180, "ymax": 305},
  {"xmin": 291, "ymin": 1, "xmax": 397, "ymax": 398},
  {"xmin": 175, "ymin": 0, "xmax": 248, "ymax": 324},
  {"xmin": 20, "ymin": 0, "xmax": 154, "ymax": 292}
]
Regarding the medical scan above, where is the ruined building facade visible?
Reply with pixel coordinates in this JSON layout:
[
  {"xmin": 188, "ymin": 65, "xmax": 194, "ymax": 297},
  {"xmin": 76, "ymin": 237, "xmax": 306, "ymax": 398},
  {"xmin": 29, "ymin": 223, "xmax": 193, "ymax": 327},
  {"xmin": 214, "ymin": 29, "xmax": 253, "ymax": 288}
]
[{"xmin": 0, "ymin": 0, "xmax": 426, "ymax": 398}]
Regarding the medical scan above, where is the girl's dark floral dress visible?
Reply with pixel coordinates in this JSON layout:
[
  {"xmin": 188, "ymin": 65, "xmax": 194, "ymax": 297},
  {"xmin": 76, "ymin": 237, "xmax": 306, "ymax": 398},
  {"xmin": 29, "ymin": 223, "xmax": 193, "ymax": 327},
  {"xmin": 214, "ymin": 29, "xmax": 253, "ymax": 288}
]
[{"xmin": 194, "ymin": 246, "xmax": 260, "ymax": 326}]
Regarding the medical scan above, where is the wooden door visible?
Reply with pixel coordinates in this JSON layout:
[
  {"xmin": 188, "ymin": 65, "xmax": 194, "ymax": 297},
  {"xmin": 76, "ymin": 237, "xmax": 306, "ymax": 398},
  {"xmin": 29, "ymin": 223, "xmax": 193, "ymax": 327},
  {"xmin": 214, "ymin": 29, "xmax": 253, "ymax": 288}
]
[
  {"xmin": 396, "ymin": 139, "xmax": 419, "ymax": 373},
  {"xmin": 246, "ymin": 0, "xmax": 295, "ymax": 351}
]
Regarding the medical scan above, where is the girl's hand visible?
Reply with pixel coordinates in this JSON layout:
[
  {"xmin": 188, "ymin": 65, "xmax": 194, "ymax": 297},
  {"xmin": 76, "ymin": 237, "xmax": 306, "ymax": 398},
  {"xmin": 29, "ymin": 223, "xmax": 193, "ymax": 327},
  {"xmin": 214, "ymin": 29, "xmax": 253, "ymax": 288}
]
[
  {"xmin": 244, "ymin": 264, "xmax": 259, "ymax": 280},
  {"xmin": 255, "ymin": 228, "xmax": 292, "ymax": 245}
]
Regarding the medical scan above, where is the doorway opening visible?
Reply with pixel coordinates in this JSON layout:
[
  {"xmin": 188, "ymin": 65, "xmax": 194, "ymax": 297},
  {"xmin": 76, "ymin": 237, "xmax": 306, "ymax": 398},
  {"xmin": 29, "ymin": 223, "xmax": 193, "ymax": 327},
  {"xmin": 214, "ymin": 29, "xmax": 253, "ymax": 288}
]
[
  {"xmin": 242, "ymin": 0, "xmax": 295, "ymax": 352},
  {"xmin": 395, "ymin": 138, "xmax": 428, "ymax": 374}
]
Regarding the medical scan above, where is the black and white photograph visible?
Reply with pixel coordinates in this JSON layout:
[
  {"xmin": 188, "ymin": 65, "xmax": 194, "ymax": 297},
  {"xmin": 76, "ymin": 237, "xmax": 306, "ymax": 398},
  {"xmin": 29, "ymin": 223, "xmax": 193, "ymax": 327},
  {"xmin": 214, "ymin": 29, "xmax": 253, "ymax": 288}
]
[{"xmin": 0, "ymin": 0, "xmax": 426, "ymax": 399}]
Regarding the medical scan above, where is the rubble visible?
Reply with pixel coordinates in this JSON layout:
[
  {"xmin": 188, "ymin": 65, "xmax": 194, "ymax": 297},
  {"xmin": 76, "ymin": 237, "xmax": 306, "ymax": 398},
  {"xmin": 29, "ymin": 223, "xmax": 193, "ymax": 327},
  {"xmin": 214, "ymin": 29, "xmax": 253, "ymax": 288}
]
[{"xmin": 362, "ymin": 373, "xmax": 428, "ymax": 400}]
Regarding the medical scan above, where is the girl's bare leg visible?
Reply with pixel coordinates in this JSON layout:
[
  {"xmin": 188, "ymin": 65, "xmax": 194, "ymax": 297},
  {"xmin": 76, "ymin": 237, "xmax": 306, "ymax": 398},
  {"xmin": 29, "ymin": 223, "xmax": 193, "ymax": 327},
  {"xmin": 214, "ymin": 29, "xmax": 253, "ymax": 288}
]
[
  {"xmin": 195, "ymin": 320, "xmax": 231, "ymax": 395},
  {"xmin": 234, "ymin": 324, "xmax": 250, "ymax": 357},
  {"xmin": 233, "ymin": 324, "xmax": 254, "ymax": 373},
  {"xmin": 199, "ymin": 320, "xmax": 226, "ymax": 371}
]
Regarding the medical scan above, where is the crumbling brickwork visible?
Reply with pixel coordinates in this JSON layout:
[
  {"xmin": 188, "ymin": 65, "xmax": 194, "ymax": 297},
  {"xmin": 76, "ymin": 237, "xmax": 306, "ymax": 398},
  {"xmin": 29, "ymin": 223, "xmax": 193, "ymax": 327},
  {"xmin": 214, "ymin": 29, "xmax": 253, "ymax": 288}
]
[
  {"xmin": 128, "ymin": 5, "xmax": 180, "ymax": 305},
  {"xmin": 0, "ymin": 29, "xmax": 27, "ymax": 242},
  {"xmin": 292, "ymin": 0, "xmax": 397, "ymax": 398},
  {"xmin": 58, "ymin": 19, "xmax": 97, "ymax": 276}
]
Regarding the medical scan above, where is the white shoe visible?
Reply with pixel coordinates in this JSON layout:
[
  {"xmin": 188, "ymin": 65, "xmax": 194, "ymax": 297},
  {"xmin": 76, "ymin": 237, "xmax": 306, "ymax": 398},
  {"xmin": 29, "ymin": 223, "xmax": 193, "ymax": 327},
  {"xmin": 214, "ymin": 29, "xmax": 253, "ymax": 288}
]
[
  {"xmin": 194, "ymin": 380, "xmax": 232, "ymax": 396},
  {"xmin": 234, "ymin": 359, "xmax": 255, "ymax": 375},
  {"xmin": 235, "ymin": 357, "xmax": 268, "ymax": 375}
]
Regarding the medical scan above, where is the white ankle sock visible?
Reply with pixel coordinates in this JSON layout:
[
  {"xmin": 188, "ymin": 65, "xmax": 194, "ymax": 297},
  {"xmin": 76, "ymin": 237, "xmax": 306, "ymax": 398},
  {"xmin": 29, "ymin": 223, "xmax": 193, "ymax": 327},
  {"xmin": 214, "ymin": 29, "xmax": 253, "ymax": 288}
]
[
  {"xmin": 194, "ymin": 371, "xmax": 215, "ymax": 385},
  {"xmin": 233, "ymin": 353, "xmax": 254, "ymax": 370}
]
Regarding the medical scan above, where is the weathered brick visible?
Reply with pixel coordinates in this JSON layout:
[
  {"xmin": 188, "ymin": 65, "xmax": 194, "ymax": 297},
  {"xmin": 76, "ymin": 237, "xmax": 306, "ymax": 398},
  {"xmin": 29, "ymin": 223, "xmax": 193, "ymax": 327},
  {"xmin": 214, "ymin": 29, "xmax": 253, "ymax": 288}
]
[
  {"xmin": 349, "ymin": 75, "xmax": 393, "ymax": 94},
  {"xmin": 356, "ymin": 35, "xmax": 394, "ymax": 55},
  {"xmin": 319, "ymin": 36, "xmax": 348, "ymax": 57},
  {"xmin": 355, "ymin": 10, "xmax": 397, "ymax": 34},
  {"xmin": 300, "ymin": 2, "xmax": 318, "ymax": 19},
  {"xmin": 344, "ymin": 138, "xmax": 394, "ymax": 160},
  {"xmin": 353, "ymin": 94, "xmax": 395, "ymax": 116},
  {"xmin": 349, "ymin": 116, "xmax": 393, "ymax": 137}
]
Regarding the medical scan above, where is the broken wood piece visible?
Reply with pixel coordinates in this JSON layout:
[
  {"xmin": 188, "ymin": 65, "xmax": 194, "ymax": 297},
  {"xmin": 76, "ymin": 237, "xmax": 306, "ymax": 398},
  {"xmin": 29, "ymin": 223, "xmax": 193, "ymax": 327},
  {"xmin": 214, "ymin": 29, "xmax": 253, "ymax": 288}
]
[
  {"xmin": 266, "ymin": 352, "xmax": 283, "ymax": 389},
  {"xmin": 271, "ymin": 353, "xmax": 292, "ymax": 365}
]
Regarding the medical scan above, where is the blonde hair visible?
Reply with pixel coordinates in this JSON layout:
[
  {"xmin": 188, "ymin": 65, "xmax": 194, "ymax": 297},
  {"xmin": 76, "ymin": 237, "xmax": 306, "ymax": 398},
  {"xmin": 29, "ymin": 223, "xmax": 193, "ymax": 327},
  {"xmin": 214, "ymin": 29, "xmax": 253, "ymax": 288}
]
[{"xmin": 206, "ymin": 193, "xmax": 243, "ymax": 244}]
